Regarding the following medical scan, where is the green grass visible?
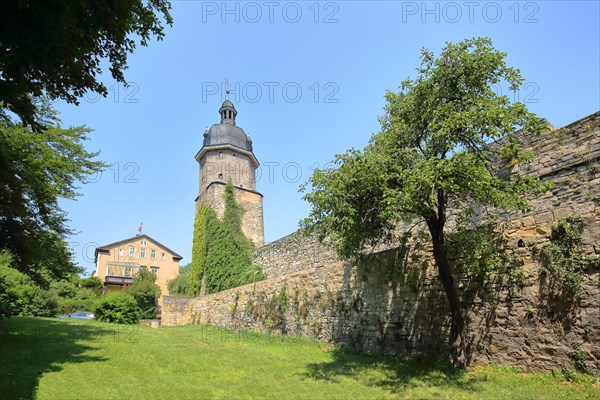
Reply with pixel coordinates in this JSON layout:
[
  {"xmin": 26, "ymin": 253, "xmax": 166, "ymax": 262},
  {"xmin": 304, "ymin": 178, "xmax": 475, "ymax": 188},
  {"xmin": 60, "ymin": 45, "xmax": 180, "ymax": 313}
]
[{"xmin": 0, "ymin": 317, "xmax": 597, "ymax": 399}]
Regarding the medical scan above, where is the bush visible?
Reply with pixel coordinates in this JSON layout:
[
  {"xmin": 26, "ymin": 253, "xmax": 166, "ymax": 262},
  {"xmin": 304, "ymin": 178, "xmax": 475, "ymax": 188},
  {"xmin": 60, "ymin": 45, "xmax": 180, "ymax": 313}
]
[
  {"xmin": 95, "ymin": 292, "xmax": 139, "ymax": 324},
  {"xmin": 167, "ymin": 271, "xmax": 194, "ymax": 296},
  {"xmin": 127, "ymin": 280, "xmax": 160, "ymax": 319},
  {"xmin": 57, "ymin": 288, "xmax": 98, "ymax": 314},
  {"xmin": 0, "ymin": 250, "xmax": 58, "ymax": 317},
  {"xmin": 0, "ymin": 251, "xmax": 27, "ymax": 317},
  {"xmin": 19, "ymin": 285, "xmax": 59, "ymax": 317},
  {"xmin": 79, "ymin": 277, "xmax": 103, "ymax": 295}
]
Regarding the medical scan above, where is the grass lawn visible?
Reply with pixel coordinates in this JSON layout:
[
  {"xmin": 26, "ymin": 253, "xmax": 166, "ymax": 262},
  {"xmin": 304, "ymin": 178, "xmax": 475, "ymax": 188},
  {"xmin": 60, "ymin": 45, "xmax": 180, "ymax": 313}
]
[{"xmin": 0, "ymin": 317, "xmax": 597, "ymax": 399}]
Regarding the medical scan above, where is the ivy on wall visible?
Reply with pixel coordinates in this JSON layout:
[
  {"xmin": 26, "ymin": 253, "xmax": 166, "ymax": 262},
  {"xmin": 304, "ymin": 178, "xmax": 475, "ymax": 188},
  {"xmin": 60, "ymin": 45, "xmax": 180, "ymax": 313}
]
[{"xmin": 192, "ymin": 180, "xmax": 265, "ymax": 295}]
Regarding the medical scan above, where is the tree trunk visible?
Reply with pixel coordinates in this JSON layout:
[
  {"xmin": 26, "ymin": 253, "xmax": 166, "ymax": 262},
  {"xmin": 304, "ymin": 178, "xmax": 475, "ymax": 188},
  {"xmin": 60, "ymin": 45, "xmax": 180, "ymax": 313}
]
[{"xmin": 427, "ymin": 219, "xmax": 467, "ymax": 369}]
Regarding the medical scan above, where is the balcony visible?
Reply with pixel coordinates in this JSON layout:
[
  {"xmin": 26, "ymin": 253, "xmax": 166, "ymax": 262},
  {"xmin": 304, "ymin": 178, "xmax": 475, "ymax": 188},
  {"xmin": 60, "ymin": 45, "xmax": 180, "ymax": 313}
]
[{"xmin": 104, "ymin": 262, "xmax": 140, "ymax": 286}]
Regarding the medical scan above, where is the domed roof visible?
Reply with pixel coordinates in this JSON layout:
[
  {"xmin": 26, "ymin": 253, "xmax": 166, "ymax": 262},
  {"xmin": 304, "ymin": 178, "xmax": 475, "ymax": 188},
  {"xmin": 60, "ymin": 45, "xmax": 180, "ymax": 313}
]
[
  {"xmin": 203, "ymin": 123, "xmax": 253, "ymax": 151},
  {"xmin": 202, "ymin": 100, "xmax": 253, "ymax": 152}
]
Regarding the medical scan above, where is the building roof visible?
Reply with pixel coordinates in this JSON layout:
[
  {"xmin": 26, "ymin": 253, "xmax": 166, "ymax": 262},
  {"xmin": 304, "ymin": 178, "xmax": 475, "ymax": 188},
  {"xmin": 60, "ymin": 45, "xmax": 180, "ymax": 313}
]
[
  {"xmin": 202, "ymin": 100, "xmax": 255, "ymax": 154},
  {"xmin": 95, "ymin": 234, "xmax": 183, "ymax": 261}
]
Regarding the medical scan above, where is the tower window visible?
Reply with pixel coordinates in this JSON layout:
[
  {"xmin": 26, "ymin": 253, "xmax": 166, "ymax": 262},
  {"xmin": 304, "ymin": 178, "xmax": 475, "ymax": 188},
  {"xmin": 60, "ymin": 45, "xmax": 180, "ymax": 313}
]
[{"xmin": 218, "ymin": 174, "xmax": 223, "ymax": 181}]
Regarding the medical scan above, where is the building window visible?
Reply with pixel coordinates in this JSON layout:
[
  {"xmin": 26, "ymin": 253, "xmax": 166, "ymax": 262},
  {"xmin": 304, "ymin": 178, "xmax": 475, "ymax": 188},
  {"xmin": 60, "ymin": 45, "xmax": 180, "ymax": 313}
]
[
  {"xmin": 218, "ymin": 173, "xmax": 223, "ymax": 181},
  {"xmin": 150, "ymin": 249, "xmax": 156, "ymax": 259},
  {"xmin": 129, "ymin": 246, "xmax": 136, "ymax": 258},
  {"xmin": 161, "ymin": 253, "xmax": 166, "ymax": 261},
  {"xmin": 141, "ymin": 240, "xmax": 147, "ymax": 245},
  {"xmin": 140, "ymin": 248, "xmax": 146, "ymax": 258},
  {"xmin": 118, "ymin": 248, "xmax": 123, "ymax": 256},
  {"xmin": 151, "ymin": 267, "xmax": 159, "ymax": 275},
  {"xmin": 124, "ymin": 266, "xmax": 132, "ymax": 277},
  {"xmin": 219, "ymin": 151, "xmax": 223, "ymax": 157},
  {"xmin": 233, "ymin": 153, "xmax": 236, "ymax": 157}
]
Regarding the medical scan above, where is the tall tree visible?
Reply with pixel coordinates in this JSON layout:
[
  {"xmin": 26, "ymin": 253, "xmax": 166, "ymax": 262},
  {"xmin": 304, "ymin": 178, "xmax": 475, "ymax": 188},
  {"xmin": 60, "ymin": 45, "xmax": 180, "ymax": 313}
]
[
  {"xmin": 0, "ymin": 0, "xmax": 172, "ymax": 131},
  {"xmin": 0, "ymin": 103, "xmax": 106, "ymax": 283},
  {"xmin": 301, "ymin": 37, "xmax": 547, "ymax": 368}
]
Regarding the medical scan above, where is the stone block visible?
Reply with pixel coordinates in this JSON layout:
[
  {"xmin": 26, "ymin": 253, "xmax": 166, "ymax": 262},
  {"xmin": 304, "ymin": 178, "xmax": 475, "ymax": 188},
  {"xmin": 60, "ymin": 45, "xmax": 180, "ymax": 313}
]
[{"xmin": 534, "ymin": 211, "xmax": 554, "ymax": 225}]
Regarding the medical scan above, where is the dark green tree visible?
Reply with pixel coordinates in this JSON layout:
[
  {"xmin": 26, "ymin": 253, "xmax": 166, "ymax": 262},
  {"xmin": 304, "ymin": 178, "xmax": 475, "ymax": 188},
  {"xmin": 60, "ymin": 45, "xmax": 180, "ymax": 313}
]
[
  {"xmin": 301, "ymin": 37, "xmax": 547, "ymax": 368},
  {"xmin": 167, "ymin": 263, "xmax": 194, "ymax": 296},
  {"xmin": 0, "ymin": 0, "xmax": 173, "ymax": 131},
  {"xmin": 0, "ymin": 104, "xmax": 106, "ymax": 283},
  {"xmin": 127, "ymin": 266, "xmax": 160, "ymax": 319}
]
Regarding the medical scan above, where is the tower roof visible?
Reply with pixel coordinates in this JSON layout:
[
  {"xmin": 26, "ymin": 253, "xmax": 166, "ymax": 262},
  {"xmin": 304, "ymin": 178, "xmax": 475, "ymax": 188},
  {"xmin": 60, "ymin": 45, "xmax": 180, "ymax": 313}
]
[
  {"xmin": 197, "ymin": 100, "xmax": 258, "ymax": 167},
  {"xmin": 203, "ymin": 100, "xmax": 253, "ymax": 152}
]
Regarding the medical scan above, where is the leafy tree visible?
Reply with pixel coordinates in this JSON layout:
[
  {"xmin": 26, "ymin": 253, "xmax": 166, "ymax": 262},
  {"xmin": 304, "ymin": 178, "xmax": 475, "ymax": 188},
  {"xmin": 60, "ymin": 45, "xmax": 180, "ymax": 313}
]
[
  {"xmin": 0, "ymin": 104, "xmax": 106, "ymax": 283},
  {"xmin": 0, "ymin": 0, "xmax": 173, "ymax": 131},
  {"xmin": 168, "ymin": 263, "xmax": 194, "ymax": 296},
  {"xmin": 127, "ymin": 267, "xmax": 160, "ymax": 319},
  {"xmin": 301, "ymin": 37, "xmax": 547, "ymax": 368}
]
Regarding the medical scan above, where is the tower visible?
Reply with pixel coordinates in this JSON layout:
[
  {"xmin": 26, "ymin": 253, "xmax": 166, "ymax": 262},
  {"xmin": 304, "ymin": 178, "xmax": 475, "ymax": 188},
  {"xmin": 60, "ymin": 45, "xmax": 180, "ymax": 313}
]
[{"xmin": 195, "ymin": 100, "xmax": 264, "ymax": 248}]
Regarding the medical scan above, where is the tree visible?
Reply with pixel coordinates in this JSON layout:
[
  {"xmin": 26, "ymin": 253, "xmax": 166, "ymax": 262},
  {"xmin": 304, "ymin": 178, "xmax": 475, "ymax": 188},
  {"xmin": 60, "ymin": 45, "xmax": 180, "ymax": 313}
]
[
  {"xmin": 301, "ymin": 37, "xmax": 547, "ymax": 368},
  {"xmin": 168, "ymin": 263, "xmax": 194, "ymax": 296},
  {"xmin": 127, "ymin": 266, "xmax": 160, "ymax": 319},
  {"xmin": 0, "ymin": 103, "xmax": 106, "ymax": 283},
  {"xmin": 0, "ymin": 0, "xmax": 173, "ymax": 131}
]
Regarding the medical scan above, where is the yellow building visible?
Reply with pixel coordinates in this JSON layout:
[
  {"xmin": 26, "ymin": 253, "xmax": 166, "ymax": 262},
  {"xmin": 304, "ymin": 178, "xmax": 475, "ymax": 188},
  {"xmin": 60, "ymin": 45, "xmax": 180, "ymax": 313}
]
[{"xmin": 94, "ymin": 234, "xmax": 182, "ymax": 306}]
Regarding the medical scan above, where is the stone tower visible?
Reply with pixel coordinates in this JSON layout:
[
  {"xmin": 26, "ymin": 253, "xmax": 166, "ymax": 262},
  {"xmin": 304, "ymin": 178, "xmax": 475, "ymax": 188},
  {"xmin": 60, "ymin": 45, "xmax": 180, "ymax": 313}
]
[{"xmin": 195, "ymin": 100, "xmax": 264, "ymax": 248}]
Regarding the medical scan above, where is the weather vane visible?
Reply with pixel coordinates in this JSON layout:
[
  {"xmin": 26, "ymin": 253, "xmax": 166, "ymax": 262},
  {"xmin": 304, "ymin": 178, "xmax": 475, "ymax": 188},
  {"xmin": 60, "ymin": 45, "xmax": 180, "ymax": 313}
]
[{"xmin": 224, "ymin": 78, "xmax": 230, "ymax": 100}]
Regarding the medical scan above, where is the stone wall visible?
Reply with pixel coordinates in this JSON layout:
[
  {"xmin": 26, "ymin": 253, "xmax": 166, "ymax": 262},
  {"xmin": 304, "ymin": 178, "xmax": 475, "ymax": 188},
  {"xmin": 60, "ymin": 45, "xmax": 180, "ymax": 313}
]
[
  {"xmin": 253, "ymin": 232, "xmax": 339, "ymax": 278},
  {"xmin": 164, "ymin": 112, "xmax": 600, "ymax": 375}
]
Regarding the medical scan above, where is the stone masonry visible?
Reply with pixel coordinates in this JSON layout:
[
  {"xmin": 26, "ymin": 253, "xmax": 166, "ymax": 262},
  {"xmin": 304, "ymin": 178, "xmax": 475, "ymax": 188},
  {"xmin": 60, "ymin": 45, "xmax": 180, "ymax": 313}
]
[{"xmin": 165, "ymin": 111, "xmax": 600, "ymax": 375}]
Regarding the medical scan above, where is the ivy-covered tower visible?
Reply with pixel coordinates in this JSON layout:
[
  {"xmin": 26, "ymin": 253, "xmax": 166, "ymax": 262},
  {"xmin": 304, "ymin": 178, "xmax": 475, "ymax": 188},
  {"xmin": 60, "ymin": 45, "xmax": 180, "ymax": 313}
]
[{"xmin": 195, "ymin": 100, "xmax": 264, "ymax": 247}]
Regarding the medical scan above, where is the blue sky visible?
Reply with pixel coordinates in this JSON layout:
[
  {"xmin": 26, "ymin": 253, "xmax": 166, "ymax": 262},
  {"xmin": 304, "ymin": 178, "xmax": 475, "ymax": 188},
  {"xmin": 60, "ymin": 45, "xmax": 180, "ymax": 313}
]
[{"xmin": 55, "ymin": 1, "xmax": 600, "ymax": 274}]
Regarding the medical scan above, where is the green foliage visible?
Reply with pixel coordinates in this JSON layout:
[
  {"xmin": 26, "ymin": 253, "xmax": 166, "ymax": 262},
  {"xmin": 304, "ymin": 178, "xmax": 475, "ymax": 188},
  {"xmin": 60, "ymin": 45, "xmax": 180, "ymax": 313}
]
[
  {"xmin": 191, "ymin": 204, "xmax": 210, "ymax": 293},
  {"xmin": 56, "ymin": 289, "xmax": 98, "ymax": 315},
  {"xmin": 0, "ymin": 251, "xmax": 29, "ymax": 317},
  {"xmin": 128, "ymin": 267, "xmax": 161, "ymax": 319},
  {"xmin": 94, "ymin": 292, "xmax": 139, "ymax": 324},
  {"xmin": 0, "ymin": 104, "xmax": 106, "ymax": 283},
  {"xmin": 300, "ymin": 37, "xmax": 547, "ymax": 368},
  {"xmin": 0, "ymin": 250, "xmax": 59, "ymax": 317},
  {"xmin": 50, "ymin": 276, "xmax": 103, "ymax": 314},
  {"xmin": 567, "ymin": 343, "xmax": 592, "ymax": 376},
  {"xmin": 79, "ymin": 277, "xmax": 103, "ymax": 296},
  {"xmin": 0, "ymin": 1, "xmax": 173, "ymax": 130},
  {"xmin": 301, "ymin": 37, "xmax": 547, "ymax": 262},
  {"xmin": 18, "ymin": 285, "xmax": 59, "ymax": 317},
  {"xmin": 202, "ymin": 181, "xmax": 265, "ymax": 294},
  {"xmin": 537, "ymin": 216, "xmax": 599, "ymax": 299},
  {"xmin": 134, "ymin": 266, "xmax": 158, "ymax": 284},
  {"xmin": 167, "ymin": 263, "xmax": 194, "ymax": 296},
  {"xmin": 446, "ymin": 224, "xmax": 505, "ymax": 278}
]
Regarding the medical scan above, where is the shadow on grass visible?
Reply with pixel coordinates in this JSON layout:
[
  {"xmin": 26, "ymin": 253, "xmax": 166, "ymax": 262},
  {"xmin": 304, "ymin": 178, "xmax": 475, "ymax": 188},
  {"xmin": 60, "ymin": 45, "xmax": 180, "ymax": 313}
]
[
  {"xmin": 304, "ymin": 348, "xmax": 486, "ymax": 395},
  {"xmin": 0, "ymin": 316, "xmax": 111, "ymax": 400}
]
